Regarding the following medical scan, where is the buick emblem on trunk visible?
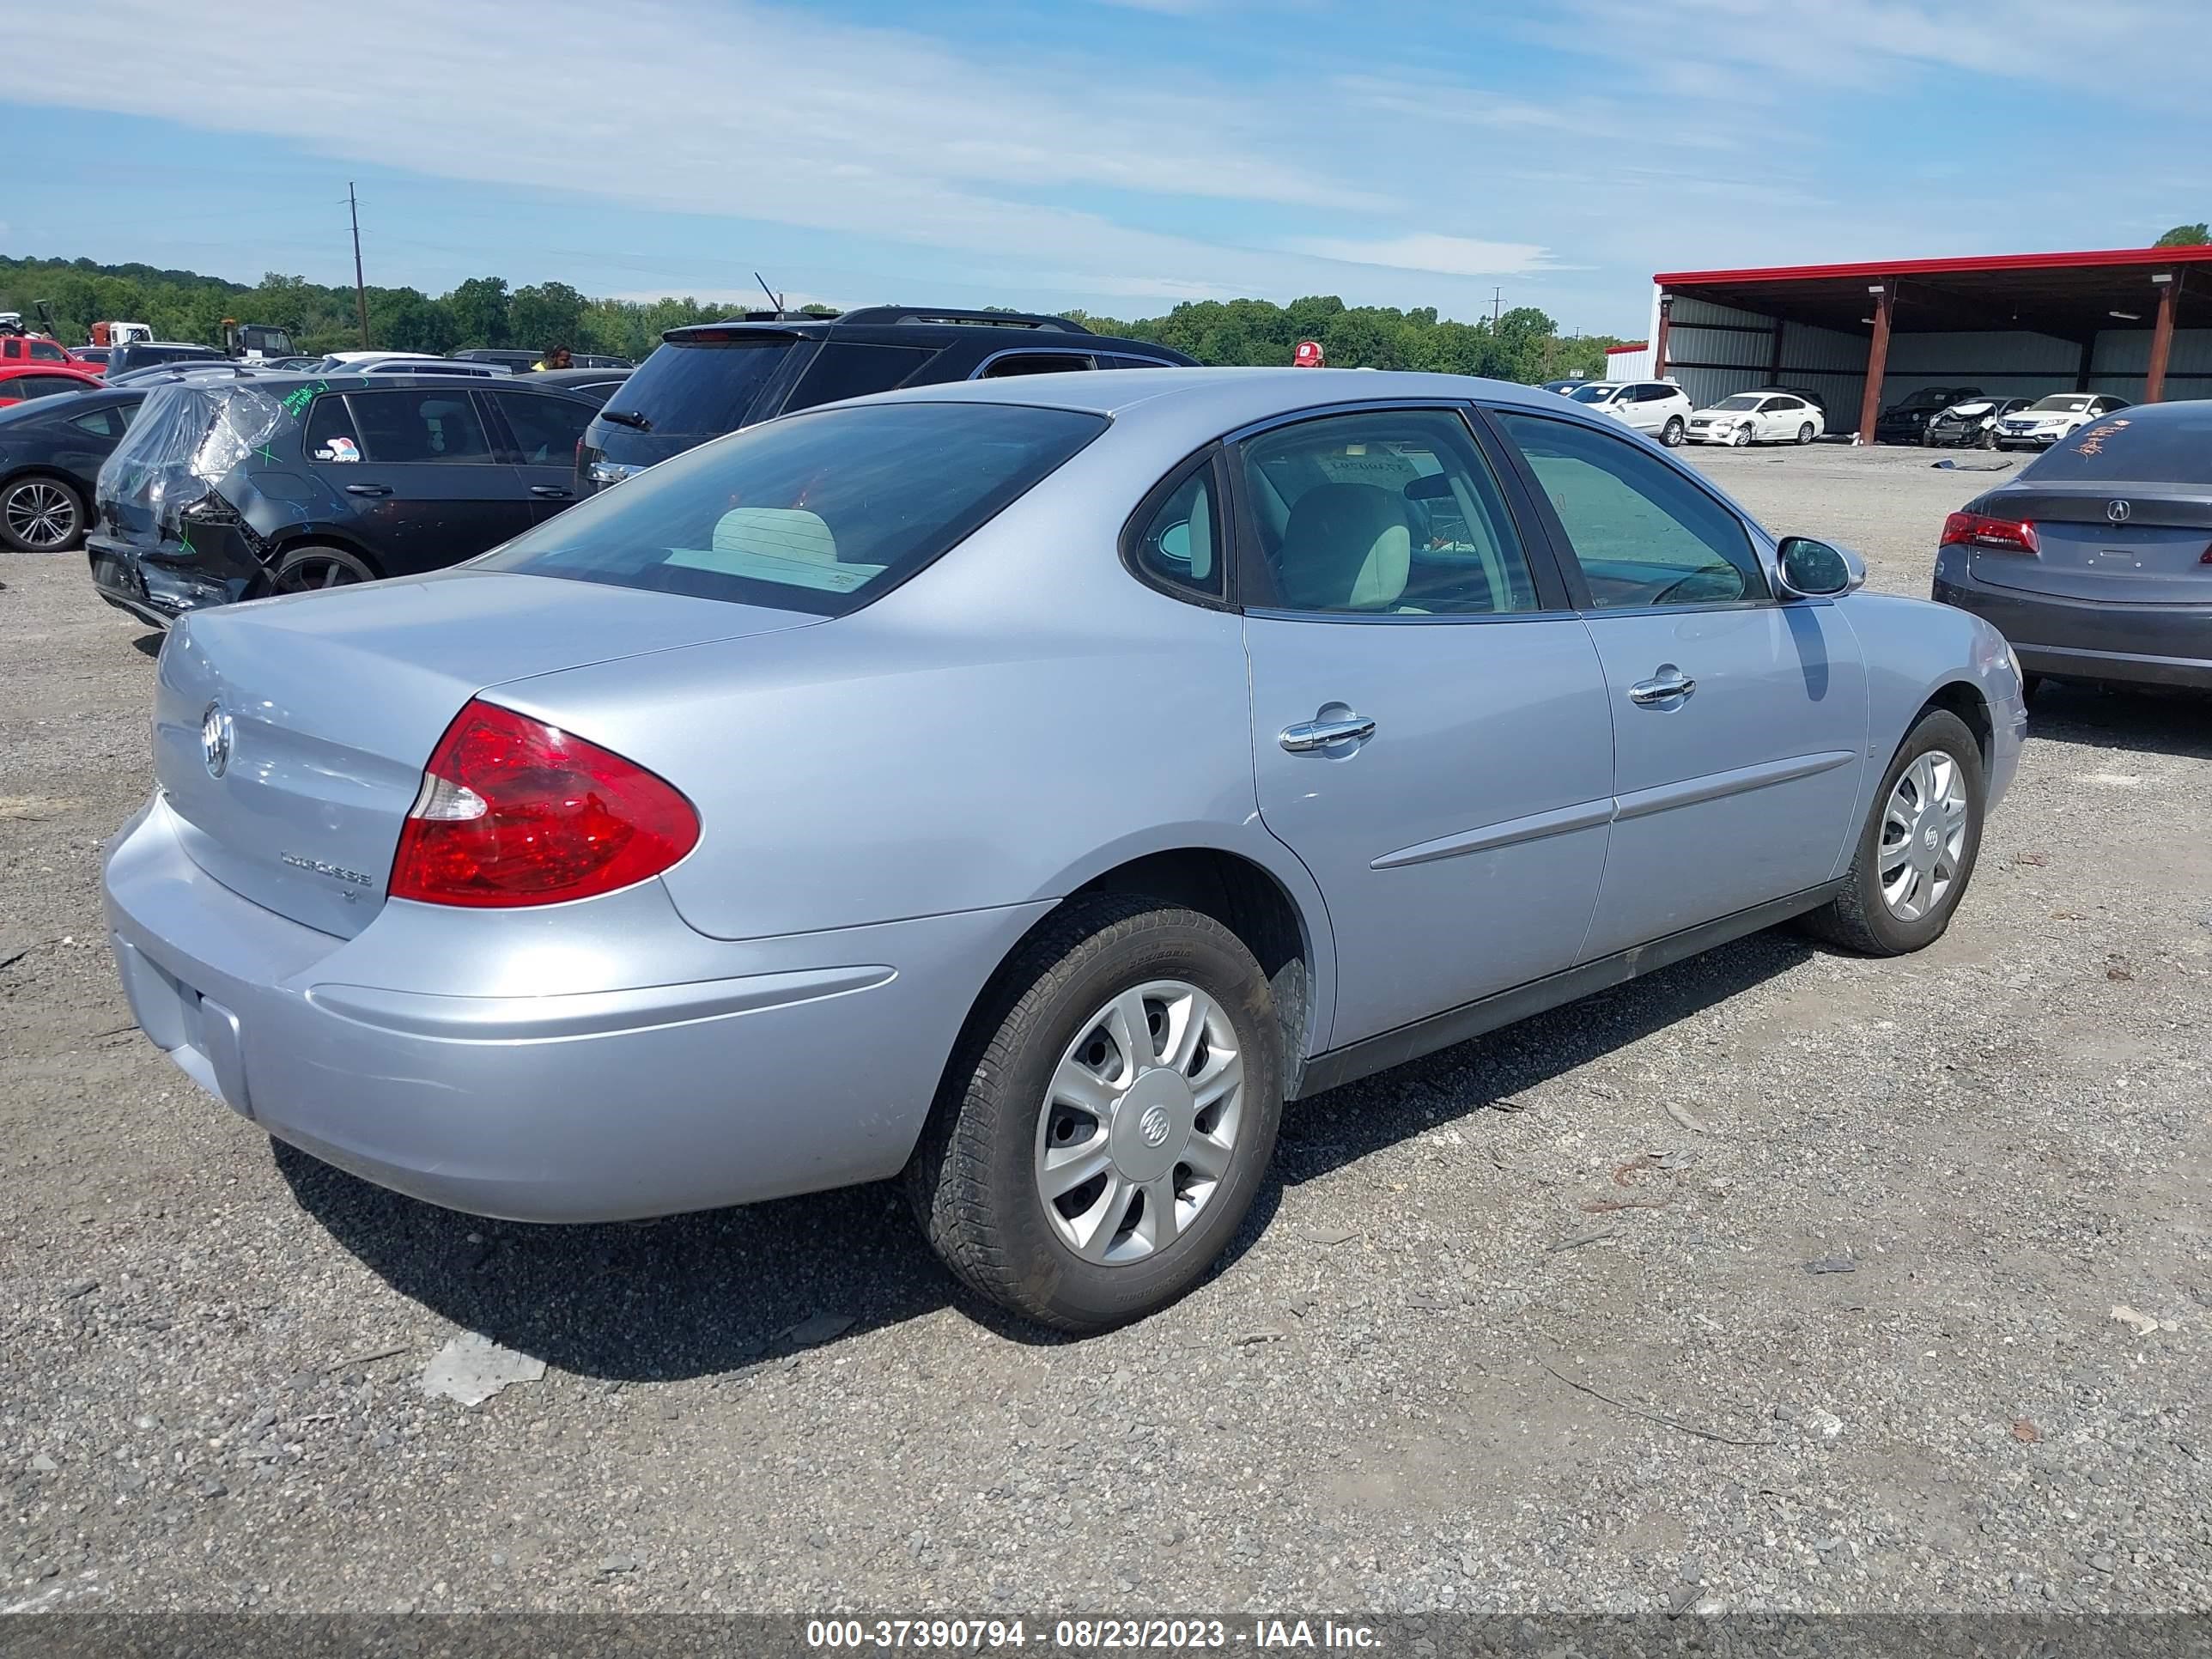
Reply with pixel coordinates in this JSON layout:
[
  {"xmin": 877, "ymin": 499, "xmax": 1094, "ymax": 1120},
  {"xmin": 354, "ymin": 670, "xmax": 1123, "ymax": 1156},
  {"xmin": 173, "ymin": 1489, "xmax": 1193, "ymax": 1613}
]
[
  {"xmin": 2106, "ymin": 500, "xmax": 2131, "ymax": 523},
  {"xmin": 199, "ymin": 702, "xmax": 234, "ymax": 779}
]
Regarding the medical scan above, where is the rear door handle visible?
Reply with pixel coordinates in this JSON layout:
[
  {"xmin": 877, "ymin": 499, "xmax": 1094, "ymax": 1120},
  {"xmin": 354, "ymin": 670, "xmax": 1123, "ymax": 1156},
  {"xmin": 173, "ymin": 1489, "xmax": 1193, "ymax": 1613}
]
[
  {"xmin": 1628, "ymin": 669, "xmax": 1697, "ymax": 706},
  {"xmin": 1279, "ymin": 714, "xmax": 1376, "ymax": 752},
  {"xmin": 343, "ymin": 483, "xmax": 392, "ymax": 497},
  {"xmin": 530, "ymin": 485, "xmax": 572, "ymax": 499}
]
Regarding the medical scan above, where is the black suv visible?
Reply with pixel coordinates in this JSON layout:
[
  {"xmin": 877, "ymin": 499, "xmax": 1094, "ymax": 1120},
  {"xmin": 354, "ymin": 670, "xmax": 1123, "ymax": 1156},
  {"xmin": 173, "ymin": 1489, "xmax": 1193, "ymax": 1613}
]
[
  {"xmin": 575, "ymin": 307, "xmax": 1194, "ymax": 495},
  {"xmin": 88, "ymin": 372, "xmax": 604, "ymax": 627}
]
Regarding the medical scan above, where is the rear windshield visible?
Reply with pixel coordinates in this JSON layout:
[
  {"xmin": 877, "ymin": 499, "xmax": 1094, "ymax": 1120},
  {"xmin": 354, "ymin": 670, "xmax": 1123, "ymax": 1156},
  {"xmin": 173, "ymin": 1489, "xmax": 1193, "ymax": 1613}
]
[
  {"xmin": 602, "ymin": 337, "xmax": 800, "ymax": 436},
  {"xmin": 476, "ymin": 400, "xmax": 1107, "ymax": 615},
  {"xmin": 2021, "ymin": 407, "xmax": 2212, "ymax": 484}
]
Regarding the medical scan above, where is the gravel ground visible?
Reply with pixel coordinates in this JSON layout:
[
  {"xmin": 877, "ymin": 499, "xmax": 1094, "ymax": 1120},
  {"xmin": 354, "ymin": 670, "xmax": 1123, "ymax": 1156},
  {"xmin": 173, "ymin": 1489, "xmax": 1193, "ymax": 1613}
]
[{"xmin": 2, "ymin": 445, "xmax": 2206, "ymax": 1616}]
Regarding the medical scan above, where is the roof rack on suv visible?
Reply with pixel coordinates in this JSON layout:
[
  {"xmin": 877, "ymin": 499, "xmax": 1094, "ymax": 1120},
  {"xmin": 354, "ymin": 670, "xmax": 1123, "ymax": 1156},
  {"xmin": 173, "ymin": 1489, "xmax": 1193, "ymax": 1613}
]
[{"xmin": 833, "ymin": 306, "xmax": 1090, "ymax": 333}]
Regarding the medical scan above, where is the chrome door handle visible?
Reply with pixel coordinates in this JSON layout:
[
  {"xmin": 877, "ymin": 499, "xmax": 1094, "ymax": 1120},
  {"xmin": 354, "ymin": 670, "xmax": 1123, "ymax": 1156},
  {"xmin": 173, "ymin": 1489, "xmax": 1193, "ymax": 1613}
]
[
  {"xmin": 344, "ymin": 483, "xmax": 392, "ymax": 496},
  {"xmin": 1628, "ymin": 671, "xmax": 1697, "ymax": 706},
  {"xmin": 1279, "ymin": 714, "xmax": 1376, "ymax": 753},
  {"xmin": 531, "ymin": 484, "xmax": 572, "ymax": 499}
]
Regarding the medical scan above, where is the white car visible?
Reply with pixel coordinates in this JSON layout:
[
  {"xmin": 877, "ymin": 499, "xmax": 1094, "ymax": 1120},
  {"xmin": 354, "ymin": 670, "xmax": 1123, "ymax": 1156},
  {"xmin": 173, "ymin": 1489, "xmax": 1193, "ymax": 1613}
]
[
  {"xmin": 309, "ymin": 352, "xmax": 514, "ymax": 379},
  {"xmin": 1686, "ymin": 391, "xmax": 1823, "ymax": 447},
  {"xmin": 1565, "ymin": 379, "xmax": 1695, "ymax": 447},
  {"xmin": 1991, "ymin": 392, "xmax": 2130, "ymax": 451}
]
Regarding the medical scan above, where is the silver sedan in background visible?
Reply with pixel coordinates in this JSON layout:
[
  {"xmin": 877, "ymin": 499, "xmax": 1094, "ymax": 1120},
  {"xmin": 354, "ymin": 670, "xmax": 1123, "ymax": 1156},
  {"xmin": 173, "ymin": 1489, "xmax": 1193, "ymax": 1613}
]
[{"xmin": 104, "ymin": 368, "xmax": 2026, "ymax": 1330}]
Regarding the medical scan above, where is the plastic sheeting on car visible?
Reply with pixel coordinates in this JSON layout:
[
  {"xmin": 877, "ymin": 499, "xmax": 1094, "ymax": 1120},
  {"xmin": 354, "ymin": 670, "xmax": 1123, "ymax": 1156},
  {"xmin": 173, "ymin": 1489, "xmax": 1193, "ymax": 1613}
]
[{"xmin": 95, "ymin": 381, "xmax": 290, "ymax": 544}]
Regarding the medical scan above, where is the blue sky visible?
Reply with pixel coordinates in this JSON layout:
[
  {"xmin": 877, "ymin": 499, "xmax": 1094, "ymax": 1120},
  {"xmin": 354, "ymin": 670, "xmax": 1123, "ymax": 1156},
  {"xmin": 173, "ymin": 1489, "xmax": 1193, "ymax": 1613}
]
[{"xmin": 0, "ymin": 0, "xmax": 2201, "ymax": 336}]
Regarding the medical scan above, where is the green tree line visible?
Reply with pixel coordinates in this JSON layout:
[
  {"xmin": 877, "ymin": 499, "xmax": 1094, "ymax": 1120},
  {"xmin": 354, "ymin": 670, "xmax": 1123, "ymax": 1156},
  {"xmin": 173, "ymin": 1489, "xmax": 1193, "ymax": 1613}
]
[
  {"xmin": 0, "ymin": 253, "xmax": 1628, "ymax": 378},
  {"xmin": 1067, "ymin": 295, "xmax": 1626, "ymax": 380}
]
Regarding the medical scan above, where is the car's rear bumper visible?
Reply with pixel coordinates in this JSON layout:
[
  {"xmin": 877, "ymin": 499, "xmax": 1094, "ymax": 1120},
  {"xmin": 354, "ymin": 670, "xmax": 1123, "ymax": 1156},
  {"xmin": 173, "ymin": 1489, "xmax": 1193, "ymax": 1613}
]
[
  {"xmin": 1933, "ymin": 562, "xmax": 2212, "ymax": 691},
  {"xmin": 86, "ymin": 532, "xmax": 253, "ymax": 628},
  {"xmin": 102, "ymin": 793, "xmax": 1048, "ymax": 1222}
]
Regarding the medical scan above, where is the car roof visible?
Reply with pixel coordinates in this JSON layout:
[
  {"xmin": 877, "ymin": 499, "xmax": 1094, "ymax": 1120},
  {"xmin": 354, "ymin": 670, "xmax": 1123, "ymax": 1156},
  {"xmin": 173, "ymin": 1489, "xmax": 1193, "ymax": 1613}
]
[{"xmin": 840, "ymin": 366, "xmax": 1560, "ymax": 428}]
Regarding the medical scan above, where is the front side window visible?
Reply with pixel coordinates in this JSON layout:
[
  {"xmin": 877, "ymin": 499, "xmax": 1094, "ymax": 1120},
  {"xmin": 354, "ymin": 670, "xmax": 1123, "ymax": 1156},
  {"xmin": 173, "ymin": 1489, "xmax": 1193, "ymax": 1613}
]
[
  {"xmin": 346, "ymin": 390, "xmax": 493, "ymax": 464},
  {"xmin": 475, "ymin": 401, "xmax": 1106, "ymax": 616},
  {"xmin": 494, "ymin": 392, "xmax": 594, "ymax": 465},
  {"xmin": 30, "ymin": 340, "xmax": 66, "ymax": 362},
  {"xmin": 1498, "ymin": 411, "xmax": 1766, "ymax": 609},
  {"xmin": 1239, "ymin": 408, "xmax": 1539, "ymax": 616},
  {"xmin": 1127, "ymin": 457, "xmax": 1224, "ymax": 602}
]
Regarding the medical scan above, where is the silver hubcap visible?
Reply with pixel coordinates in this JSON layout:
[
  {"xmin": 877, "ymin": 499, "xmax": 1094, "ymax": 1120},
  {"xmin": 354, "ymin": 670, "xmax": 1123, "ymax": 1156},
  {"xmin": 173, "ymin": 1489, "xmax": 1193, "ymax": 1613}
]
[
  {"xmin": 1034, "ymin": 980, "xmax": 1244, "ymax": 1266},
  {"xmin": 4, "ymin": 481, "xmax": 76, "ymax": 549},
  {"xmin": 276, "ymin": 556, "xmax": 362, "ymax": 592},
  {"xmin": 1879, "ymin": 750, "xmax": 1969, "ymax": 921}
]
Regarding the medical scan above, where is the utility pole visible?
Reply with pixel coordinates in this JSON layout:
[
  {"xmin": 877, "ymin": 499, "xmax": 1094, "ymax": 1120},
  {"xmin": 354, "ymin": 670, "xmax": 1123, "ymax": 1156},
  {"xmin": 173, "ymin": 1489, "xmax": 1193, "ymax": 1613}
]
[
  {"xmin": 349, "ymin": 182, "xmax": 371, "ymax": 349},
  {"xmin": 1492, "ymin": 287, "xmax": 1503, "ymax": 328}
]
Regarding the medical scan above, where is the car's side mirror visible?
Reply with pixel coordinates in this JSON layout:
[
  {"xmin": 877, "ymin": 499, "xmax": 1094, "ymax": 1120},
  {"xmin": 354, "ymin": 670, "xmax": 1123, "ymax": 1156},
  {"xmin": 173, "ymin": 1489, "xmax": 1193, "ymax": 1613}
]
[{"xmin": 1776, "ymin": 536, "xmax": 1863, "ymax": 599}]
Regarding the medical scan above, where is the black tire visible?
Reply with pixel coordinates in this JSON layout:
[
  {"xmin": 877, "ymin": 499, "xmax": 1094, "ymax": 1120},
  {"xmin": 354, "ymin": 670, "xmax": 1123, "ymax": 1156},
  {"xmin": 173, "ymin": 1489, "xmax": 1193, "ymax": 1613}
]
[
  {"xmin": 1797, "ymin": 422, "xmax": 1816, "ymax": 446},
  {"xmin": 269, "ymin": 543, "xmax": 377, "ymax": 593},
  {"xmin": 1661, "ymin": 416, "xmax": 1685, "ymax": 448},
  {"xmin": 0, "ymin": 474, "xmax": 86, "ymax": 553},
  {"xmin": 908, "ymin": 896, "xmax": 1283, "ymax": 1332},
  {"xmin": 1978, "ymin": 427, "xmax": 1998, "ymax": 450},
  {"xmin": 1802, "ymin": 708, "xmax": 1986, "ymax": 957}
]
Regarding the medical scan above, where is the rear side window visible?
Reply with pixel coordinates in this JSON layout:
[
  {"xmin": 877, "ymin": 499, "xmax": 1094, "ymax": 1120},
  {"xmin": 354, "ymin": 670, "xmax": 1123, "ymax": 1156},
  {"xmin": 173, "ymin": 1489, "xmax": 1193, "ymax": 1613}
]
[
  {"xmin": 605, "ymin": 338, "xmax": 796, "ymax": 435},
  {"xmin": 347, "ymin": 391, "xmax": 494, "ymax": 464},
  {"xmin": 980, "ymin": 352, "xmax": 1096, "ymax": 378},
  {"xmin": 68, "ymin": 404, "xmax": 132, "ymax": 439},
  {"xmin": 2023, "ymin": 407, "xmax": 2212, "ymax": 484},
  {"xmin": 787, "ymin": 343, "xmax": 933, "ymax": 410},
  {"xmin": 306, "ymin": 395, "xmax": 363, "ymax": 462},
  {"xmin": 477, "ymin": 401, "xmax": 1106, "ymax": 616}
]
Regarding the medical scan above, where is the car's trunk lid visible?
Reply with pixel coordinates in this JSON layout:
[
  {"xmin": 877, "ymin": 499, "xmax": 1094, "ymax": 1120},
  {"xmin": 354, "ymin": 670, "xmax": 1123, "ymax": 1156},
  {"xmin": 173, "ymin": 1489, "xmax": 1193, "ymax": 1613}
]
[
  {"xmin": 1969, "ymin": 483, "xmax": 2212, "ymax": 604},
  {"xmin": 152, "ymin": 571, "xmax": 822, "ymax": 938}
]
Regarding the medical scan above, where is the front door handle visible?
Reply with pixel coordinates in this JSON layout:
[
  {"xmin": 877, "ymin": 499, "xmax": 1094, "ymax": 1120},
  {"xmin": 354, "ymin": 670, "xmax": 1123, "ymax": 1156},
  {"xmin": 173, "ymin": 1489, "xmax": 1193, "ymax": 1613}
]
[
  {"xmin": 1628, "ymin": 668, "xmax": 1697, "ymax": 706},
  {"xmin": 531, "ymin": 484, "xmax": 572, "ymax": 499},
  {"xmin": 343, "ymin": 483, "xmax": 392, "ymax": 497},
  {"xmin": 1279, "ymin": 714, "xmax": 1376, "ymax": 753}
]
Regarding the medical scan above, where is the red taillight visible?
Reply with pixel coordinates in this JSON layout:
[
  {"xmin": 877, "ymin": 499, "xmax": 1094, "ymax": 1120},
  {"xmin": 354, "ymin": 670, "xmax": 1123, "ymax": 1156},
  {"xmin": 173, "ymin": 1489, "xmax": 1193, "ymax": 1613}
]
[
  {"xmin": 389, "ymin": 700, "xmax": 699, "ymax": 908},
  {"xmin": 1941, "ymin": 510, "xmax": 2039, "ymax": 554}
]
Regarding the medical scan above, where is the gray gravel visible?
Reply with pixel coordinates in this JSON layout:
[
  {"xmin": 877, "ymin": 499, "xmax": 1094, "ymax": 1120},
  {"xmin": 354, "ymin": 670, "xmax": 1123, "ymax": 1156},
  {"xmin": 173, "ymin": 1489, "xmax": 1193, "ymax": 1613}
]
[{"xmin": 1, "ymin": 444, "xmax": 2207, "ymax": 1615}]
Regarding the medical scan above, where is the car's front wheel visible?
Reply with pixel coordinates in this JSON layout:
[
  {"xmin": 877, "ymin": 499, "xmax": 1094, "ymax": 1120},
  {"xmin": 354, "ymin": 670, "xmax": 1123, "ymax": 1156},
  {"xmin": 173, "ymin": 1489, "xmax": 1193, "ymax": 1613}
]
[
  {"xmin": 1802, "ymin": 708, "xmax": 1985, "ymax": 956},
  {"xmin": 909, "ymin": 896, "xmax": 1282, "ymax": 1332},
  {"xmin": 1729, "ymin": 425, "xmax": 1753, "ymax": 447},
  {"xmin": 1661, "ymin": 416, "xmax": 1685, "ymax": 448}
]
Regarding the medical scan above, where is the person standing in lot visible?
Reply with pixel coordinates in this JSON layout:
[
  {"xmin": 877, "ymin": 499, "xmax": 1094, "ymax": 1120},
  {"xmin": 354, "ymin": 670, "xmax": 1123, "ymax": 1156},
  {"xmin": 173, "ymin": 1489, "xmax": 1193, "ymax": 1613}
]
[{"xmin": 532, "ymin": 344, "xmax": 573, "ymax": 372}]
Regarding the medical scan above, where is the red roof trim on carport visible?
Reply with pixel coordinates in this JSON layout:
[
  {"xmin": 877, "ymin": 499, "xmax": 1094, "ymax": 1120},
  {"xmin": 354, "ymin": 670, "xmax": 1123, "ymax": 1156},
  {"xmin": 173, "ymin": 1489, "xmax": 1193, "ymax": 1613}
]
[
  {"xmin": 1654, "ymin": 244, "xmax": 2212, "ymax": 288},
  {"xmin": 1603, "ymin": 343, "xmax": 1645, "ymax": 353}
]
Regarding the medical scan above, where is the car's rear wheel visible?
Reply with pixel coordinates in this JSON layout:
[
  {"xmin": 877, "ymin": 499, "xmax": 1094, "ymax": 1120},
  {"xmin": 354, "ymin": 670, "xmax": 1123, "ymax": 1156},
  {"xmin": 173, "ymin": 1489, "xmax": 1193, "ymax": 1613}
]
[
  {"xmin": 1802, "ymin": 708, "xmax": 1985, "ymax": 957},
  {"xmin": 1796, "ymin": 422, "xmax": 1816, "ymax": 446},
  {"xmin": 0, "ymin": 476, "xmax": 84, "ymax": 553},
  {"xmin": 908, "ymin": 896, "xmax": 1282, "ymax": 1332},
  {"xmin": 270, "ymin": 544, "xmax": 377, "ymax": 593},
  {"xmin": 1661, "ymin": 416, "xmax": 1685, "ymax": 448}
]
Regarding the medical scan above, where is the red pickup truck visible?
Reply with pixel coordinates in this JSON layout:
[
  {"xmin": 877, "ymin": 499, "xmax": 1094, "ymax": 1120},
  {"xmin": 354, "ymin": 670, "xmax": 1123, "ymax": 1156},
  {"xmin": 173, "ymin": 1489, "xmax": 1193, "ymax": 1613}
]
[{"xmin": 0, "ymin": 334, "xmax": 96, "ymax": 372}]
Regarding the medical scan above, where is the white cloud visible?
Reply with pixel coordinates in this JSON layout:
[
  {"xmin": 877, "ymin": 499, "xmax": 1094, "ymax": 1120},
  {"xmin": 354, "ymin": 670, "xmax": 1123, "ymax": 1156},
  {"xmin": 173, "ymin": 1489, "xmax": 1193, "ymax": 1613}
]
[{"xmin": 1292, "ymin": 234, "xmax": 1558, "ymax": 278}]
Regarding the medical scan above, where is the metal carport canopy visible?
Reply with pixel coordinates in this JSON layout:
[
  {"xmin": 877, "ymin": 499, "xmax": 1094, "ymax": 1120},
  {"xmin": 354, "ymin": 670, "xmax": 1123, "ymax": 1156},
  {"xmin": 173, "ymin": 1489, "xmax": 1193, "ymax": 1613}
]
[{"xmin": 1650, "ymin": 243, "xmax": 2212, "ymax": 440}]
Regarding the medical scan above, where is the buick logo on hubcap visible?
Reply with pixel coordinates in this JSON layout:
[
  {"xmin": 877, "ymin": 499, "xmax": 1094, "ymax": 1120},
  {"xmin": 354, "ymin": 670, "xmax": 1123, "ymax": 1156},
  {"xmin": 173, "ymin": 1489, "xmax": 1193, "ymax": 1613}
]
[
  {"xmin": 1138, "ymin": 1105, "xmax": 1172, "ymax": 1148},
  {"xmin": 2106, "ymin": 500, "xmax": 2131, "ymax": 523},
  {"xmin": 200, "ymin": 702, "xmax": 234, "ymax": 779}
]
